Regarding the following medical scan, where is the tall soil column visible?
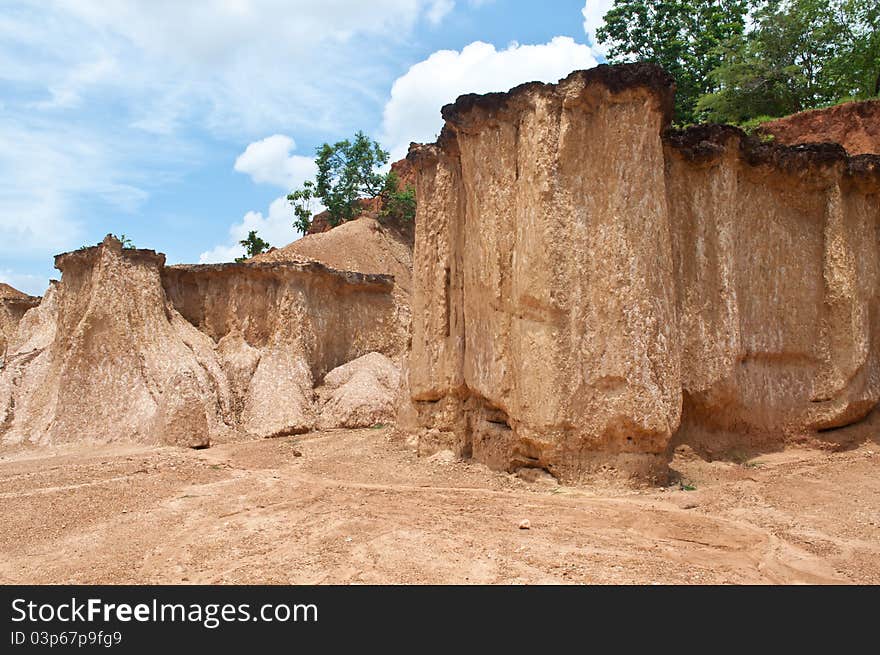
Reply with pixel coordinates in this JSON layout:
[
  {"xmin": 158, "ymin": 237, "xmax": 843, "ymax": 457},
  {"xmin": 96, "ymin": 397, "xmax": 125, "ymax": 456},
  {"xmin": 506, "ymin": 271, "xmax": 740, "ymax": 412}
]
[{"xmin": 405, "ymin": 64, "xmax": 681, "ymax": 482}]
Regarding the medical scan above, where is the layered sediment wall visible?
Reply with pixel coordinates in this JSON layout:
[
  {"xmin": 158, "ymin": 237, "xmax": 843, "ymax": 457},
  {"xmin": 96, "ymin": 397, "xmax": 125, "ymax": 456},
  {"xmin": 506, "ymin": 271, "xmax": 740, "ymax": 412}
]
[
  {"xmin": 162, "ymin": 261, "xmax": 402, "ymax": 438},
  {"xmin": 402, "ymin": 63, "xmax": 880, "ymax": 482},
  {"xmin": 163, "ymin": 261, "xmax": 402, "ymax": 380},
  {"xmin": 0, "ymin": 236, "xmax": 404, "ymax": 446},
  {"xmin": 665, "ymin": 127, "xmax": 880, "ymax": 454}
]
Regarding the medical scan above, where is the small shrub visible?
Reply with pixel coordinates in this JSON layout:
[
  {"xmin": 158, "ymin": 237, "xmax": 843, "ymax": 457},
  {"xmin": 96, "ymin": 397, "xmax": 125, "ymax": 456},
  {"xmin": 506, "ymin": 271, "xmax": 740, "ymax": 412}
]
[
  {"xmin": 738, "ymin": 115, "xmax": 777, "ymax": 134},
  {"xmin": 235, "ymin": 230, "xmax": 270, "ymax": 262},
  {"xmin": 114, "ymin": 233, "xmax": 136, "ymax": 249}
]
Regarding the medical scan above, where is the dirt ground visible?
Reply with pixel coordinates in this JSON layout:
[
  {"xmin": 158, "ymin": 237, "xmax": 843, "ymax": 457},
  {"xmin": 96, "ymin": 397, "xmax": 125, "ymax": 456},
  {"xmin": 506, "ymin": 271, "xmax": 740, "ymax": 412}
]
[{"xmin": 0, "ymin": 428, "xmax": 877, "ymax": 584}]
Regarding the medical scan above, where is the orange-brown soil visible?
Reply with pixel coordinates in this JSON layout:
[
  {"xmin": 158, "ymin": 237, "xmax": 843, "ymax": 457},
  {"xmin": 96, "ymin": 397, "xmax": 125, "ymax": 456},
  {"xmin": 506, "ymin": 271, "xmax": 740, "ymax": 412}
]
[{"xmin": 759, "ymin": 99, "xmax": 880, "ymax": 155}]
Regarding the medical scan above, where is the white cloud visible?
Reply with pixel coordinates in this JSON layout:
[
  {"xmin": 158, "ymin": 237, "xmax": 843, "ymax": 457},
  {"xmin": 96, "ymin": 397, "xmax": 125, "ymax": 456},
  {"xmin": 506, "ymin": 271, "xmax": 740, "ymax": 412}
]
[
  {"xmin": 582, "ymin": 0, "xmax": 614, "ymax": 57},
  {"xmin": 0, "ymin": 115, "xmax": 166, "ymax": 258},
  {"xmin": 427, "ymin": 0, "xmax": 455, "ymax": 25},
  {"xmin": 199, "ymin": 196, "xmax": 304, "ymax": 263},
  {"xmin": 0, "ymin": 0, "xmax": 447, "ymax": 280},
  {"xmin": 201, "ymin": 133, "xmax": 323, "ymax": 263},
  {"xmin": 11, "ymin": 0, "xmax": 445, "ymax": 137},
  {"xmin": 33, "ymin": 57, "xmax": 119, "ymax": 110},
  {"xmin": 198, "ymin": 243, "xmax": 246, "ymax": 265},
  {"xmin": 234, "ymin": 135, "xmax": 317, "ymax": 190},
  {"xmin": 380, "ymin": 36, "xmax": 599, "ymax": 160},
  {"xmin": 199, "ymin": 134, "xmax": 323, "ymax": 264},
  {"xmin": 0, "ymin": 191, "xmax": 81, "ymax": 257}
]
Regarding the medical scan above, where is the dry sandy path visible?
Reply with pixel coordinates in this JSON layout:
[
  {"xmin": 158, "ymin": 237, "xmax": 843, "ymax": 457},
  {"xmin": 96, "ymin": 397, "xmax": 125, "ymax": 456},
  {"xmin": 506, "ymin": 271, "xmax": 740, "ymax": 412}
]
[{"xmin": 0, "ymin": 429, "xmax": 877, "ymax": 584}]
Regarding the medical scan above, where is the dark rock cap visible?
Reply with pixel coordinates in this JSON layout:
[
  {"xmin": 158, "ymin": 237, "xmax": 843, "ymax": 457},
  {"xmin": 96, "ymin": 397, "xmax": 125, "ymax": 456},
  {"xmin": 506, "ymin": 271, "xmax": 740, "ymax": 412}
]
[{"xmin": 440, "ymin": 62, "xmax": 676, "ymax": 127}]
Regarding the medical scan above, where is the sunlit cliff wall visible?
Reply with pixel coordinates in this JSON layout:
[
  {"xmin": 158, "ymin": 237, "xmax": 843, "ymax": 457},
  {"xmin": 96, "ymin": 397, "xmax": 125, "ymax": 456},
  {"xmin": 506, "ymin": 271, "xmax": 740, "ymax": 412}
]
[{"xmin": 403, "ymin": 63, "xmax": 880, "ymax": 482}]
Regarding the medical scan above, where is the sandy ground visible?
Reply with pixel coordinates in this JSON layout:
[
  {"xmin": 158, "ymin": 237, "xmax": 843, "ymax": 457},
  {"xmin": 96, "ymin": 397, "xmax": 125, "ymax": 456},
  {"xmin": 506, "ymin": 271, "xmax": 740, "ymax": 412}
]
[{"xmin": 0, "ymin": 428, "xmax": 877, "ymax": 584}]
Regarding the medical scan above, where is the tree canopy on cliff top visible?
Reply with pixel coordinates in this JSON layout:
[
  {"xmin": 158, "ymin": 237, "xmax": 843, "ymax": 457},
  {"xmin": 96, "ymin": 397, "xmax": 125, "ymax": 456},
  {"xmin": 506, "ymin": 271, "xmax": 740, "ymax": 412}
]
[
  {"xmin": 597, "ymin": 0, "xmax": 750, "ymax": 123},
  {"xmin": 597, "ymin": 0, "xmax": 880, "ymax": 125}
]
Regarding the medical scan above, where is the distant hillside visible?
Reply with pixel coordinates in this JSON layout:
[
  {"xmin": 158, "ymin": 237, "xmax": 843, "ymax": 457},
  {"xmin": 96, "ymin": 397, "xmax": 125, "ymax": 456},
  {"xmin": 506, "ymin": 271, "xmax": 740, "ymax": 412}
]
[{"xmin": 0, "ymin": 283, "xmax": 29, "ymax": 300}]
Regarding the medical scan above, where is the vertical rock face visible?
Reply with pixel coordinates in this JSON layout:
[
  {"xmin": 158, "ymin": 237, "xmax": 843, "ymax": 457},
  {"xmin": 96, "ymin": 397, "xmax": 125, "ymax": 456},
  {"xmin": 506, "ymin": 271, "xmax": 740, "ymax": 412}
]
[
  {"xmin": 403, "ymin": 63, "xmax": 880, "ymax": 482},
  {"xmin": 666, "ymin": 128, "xmax": 880, "ymax": 453},
  {"xmin": 1, "ymin": 235, "xmax": 404, "ymax": 446},
  {"xmin": 405, "ymin": 65, "xmax": 681, "ymax": 482}
]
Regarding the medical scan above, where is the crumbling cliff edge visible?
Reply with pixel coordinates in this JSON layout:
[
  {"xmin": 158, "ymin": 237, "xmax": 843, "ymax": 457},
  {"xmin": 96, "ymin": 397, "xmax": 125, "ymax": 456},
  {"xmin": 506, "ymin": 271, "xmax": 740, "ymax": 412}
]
[{"xmin": 401, "ymin": 62, "xmax": 880, "ymax": 483}]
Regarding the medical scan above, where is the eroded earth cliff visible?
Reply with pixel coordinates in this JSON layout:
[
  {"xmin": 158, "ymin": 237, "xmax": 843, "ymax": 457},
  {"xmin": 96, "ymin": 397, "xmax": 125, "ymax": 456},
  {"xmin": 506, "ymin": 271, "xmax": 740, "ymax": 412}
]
[
  {"xmin": 402, "ymin": 63, "xmax": 880, "ymax": 483},
  {"xmin": 0, "ymin": 235, "xmax": 405, "ymax": 446},
  {"xmin": 3, "ymin": 63, "xmax": 877, "ymax": 489}
]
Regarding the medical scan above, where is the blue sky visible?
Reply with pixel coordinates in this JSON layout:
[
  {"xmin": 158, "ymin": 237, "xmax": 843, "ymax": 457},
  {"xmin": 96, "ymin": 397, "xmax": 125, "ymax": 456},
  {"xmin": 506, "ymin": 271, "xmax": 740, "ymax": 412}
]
[{"xmin": 0, "ymin": 1, "xmax": 612, "ymax": 294}]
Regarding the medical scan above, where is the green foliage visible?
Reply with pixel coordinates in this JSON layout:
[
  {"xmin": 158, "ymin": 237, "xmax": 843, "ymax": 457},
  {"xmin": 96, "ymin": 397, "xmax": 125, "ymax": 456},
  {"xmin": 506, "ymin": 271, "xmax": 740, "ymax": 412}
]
[
  {"xmin": 596, "ymin": 0, "xmax": 750, "ymax": 123},
  {"xmin": 115, "ymin": 234, "xmax": 135, "ymax": 249},
  {"xmin": 828, "ymin": 0, "xmax": 880, "ymax": 99},
  {"xmin": 235, "ymin": 230, "xmax": 270, "ymax": 263},
  {"xmin": 289, "ymin": 180, "xmax": 318, "ymax": 235},
  {"xmin": 314, "ymin": 131, "xmax": 388, "ymax": 226},
  {"xmin": 379, "ymin": 171, "xmax": 416, "ymax": 223},
  {"xmin": 384, "ymin": 182, "xmax": 417, "ymax": 223},
  {"xmin": 597, "ymin": 1, "xmax": 879, "ymax": 125},
  {"xmin": 287, "ymin": 131, "xmax": 415, "ymax": 234},
  {"xmin": 697, "ymin": 0, "xmax": 854, "ymax": 123}
]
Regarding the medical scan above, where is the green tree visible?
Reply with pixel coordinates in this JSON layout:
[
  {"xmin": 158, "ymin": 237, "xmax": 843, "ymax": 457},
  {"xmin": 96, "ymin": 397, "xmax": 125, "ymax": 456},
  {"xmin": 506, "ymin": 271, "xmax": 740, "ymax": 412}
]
[
  {"xmin": 596, "ymin": 0, "xmax": 749, "ymax": 123},
  {"xmin": 697, "ymin": 0, "xmax": 856, "ymax": 122},
  {"xmin": 827, "ymin": 0, "xmax": 880, "ymax": 99},
  {"xmin": 289, "ymin": 180, "xmax": 318, "ymax": 235},
  {"xmin": 235, "ymin": 230, "xmax": 270, "ymax": 263},
  {"xmin": 287, "ymin": 131, "xmax": 415, "ymax": 234}
]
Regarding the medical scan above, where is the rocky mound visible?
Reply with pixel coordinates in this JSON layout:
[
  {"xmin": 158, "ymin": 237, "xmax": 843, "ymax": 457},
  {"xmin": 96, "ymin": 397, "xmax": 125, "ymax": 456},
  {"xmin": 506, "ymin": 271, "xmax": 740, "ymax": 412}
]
[
  {"xmin": 253, "ymin": 217, "xmax": 412, "ymax": 294},
  {"xmin": 0, "ymin": 283, "xmax": 29, "ymax": 300},
  {"xmin": 317, "ymin": 352, "xmax": 400, "ymax": 429},
  {"xmin": 757, "ymin": 100, "xmax": 880, "ymax": 155},
  {"xmin": 402, "ymin": 62, "xmax": 880, "ymax": 483},
  {"xmin": 1, "ymin": 237, "xmax": 227, "ymax": 446}
]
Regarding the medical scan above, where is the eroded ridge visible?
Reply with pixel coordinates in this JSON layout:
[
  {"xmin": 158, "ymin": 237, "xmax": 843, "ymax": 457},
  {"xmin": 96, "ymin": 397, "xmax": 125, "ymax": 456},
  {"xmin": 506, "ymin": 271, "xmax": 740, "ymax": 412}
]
[{"xmin": 0, "ymin": 235, "xmax": 405, "ymax": 447}]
